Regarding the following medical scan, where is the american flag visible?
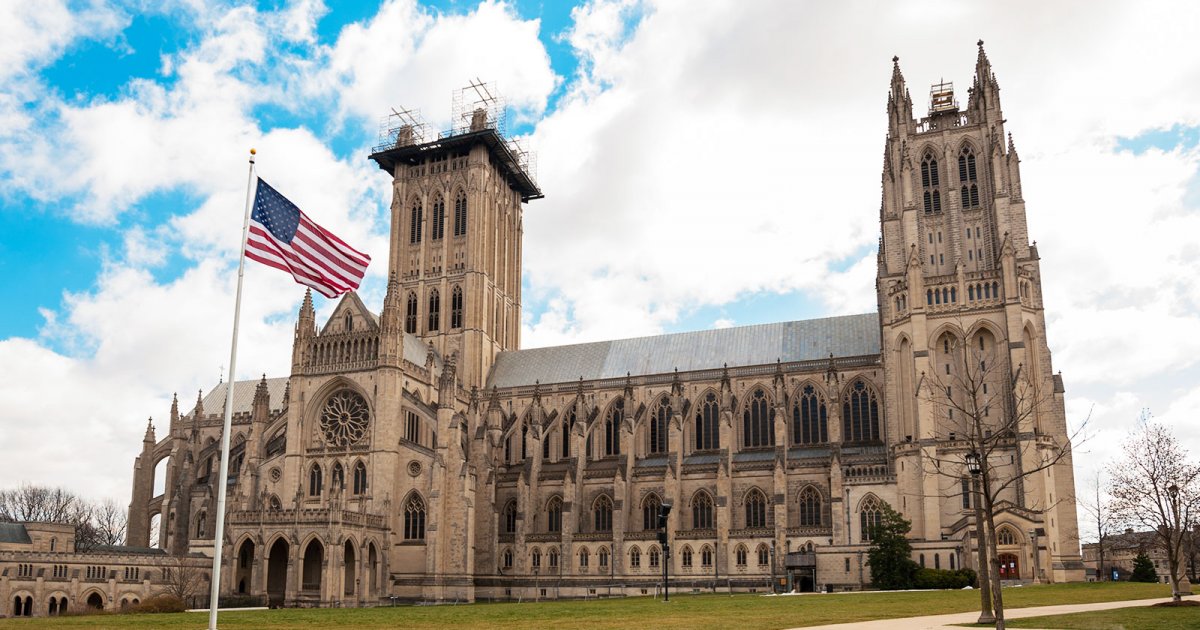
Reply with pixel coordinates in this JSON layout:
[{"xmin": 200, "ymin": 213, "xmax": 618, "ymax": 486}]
[{"xmin": 246, "ymin": 178, "xmax": 370, "ymax": 298}]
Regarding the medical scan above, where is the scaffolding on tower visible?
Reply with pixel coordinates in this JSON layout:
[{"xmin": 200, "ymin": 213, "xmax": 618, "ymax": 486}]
[{"xmin": 374, "ymin": 107, "xmax": 430, "ymax": 152}]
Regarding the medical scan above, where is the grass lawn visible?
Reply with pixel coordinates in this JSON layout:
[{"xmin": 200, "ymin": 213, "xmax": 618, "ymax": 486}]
[
  {"xmin": 0, "ymin": 582, "xmax": 1172, "ymax": 629},
  {"xmin": 1005, "ymin": 604, "xmax": 1200, "ymax": 629}
]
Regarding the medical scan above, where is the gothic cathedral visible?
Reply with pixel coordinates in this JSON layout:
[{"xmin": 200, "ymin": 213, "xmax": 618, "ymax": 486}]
[{"xmin": 125, "ymin": 44, "xmax": 1085, "ymax": 606}]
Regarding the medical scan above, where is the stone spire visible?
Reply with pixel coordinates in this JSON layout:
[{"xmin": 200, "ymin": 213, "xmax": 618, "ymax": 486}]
[
  {"xmin": 169, "ymin": 392, "xmax": 179, "ymax": 433},
  {"xmin": 252, "ymin": 374, "xmax": 270, "ymax": 423},
  {"xmin": 144, "ymin": 417, "xmax": 156, "ymax": 444},
  {"xmin": 969, "ymin": 39, "xmax": 1002, "ymax": 120},
  {"xmin": 292, "ymin": 289, "xmax": 316, "ymax": 372},
  {"xmin": 887, "ymin": 55, "xmax": 913, "ymax": 136}
]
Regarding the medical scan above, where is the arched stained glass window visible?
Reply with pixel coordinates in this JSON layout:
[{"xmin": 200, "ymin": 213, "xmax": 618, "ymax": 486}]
[
  {"xmin": 604, "ymin": 399, "xmax": 622, "ymax": 456},
  {"xmin": 792, "ymin": 385, "xmax": 827, "ymax": 445},
  {"xmin": 642, "ymin": 494, "xmax": 662, "ymax": 531},
  {"xmin": 453, "ymin": 189, "xmax": 468, "ymax": 237},
  {"xmin": 745, "ymin": 489, "xmax": 767, "ymax": 528},
  {"xmin": 798, "ymin": 486, "xmax": 822, "ymax": 527},
  {"xmin": 593, "ymin": 495, "xmax": 613, "ymax": 532},
  {"xmin": 742, "ymin": 388, "xmax": 774, "ymax": 448},
  {"xmin": 650, "ymin": 398, "xmax": 669, "ymax": 454},
  {"xmin": 859, "ymin": 495, "xmax": 882, "ymax": 543},
  {"xmin": 404, "ymin": 494, "xmax": 426, "ymax": 540},
  {"xmin": 692, "ymin": 491, "xmax": 715, "ymax": 530},
  {"xmin": 695, "ymin": 393, "xmax": 719, "ymax": 450},
  {"xmin": 843, "ymin": 380, "xmax": 881, "ymax": 443}
]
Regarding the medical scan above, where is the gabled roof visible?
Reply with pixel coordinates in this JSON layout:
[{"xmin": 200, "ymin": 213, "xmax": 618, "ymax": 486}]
[
  {"xmin": 319, "ymin": 291, "xmax": 381, "ymax": 336},
  {"xmin": 486, "ymin": 313, "xmax": 880, "ymax": 389},
  {"xmin": 189, "ymin": 378, "xmax": 290, "ymax": 418},
  {"xmin": 0, "ymin": 522, "xmax": 30, "ymax": 544}
]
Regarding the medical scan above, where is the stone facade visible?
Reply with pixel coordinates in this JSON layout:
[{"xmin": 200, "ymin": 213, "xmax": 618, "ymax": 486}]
[
  {"xmin": 114, "ymin": 45, "xmax": 1085, "ymax": 608},
  {"xmin": 0, "ymin": 522, "xmax": 210, "ymax": 618}
]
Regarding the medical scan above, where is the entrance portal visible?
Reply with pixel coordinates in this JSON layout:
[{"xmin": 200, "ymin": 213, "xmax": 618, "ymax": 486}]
[
  {"xmin": 998, "ymin": 553, "xmax": 1020, "ymax": 579},
  {"xmin": 266, "ymin": 538, "xmax": 289, "ymax": 608}
]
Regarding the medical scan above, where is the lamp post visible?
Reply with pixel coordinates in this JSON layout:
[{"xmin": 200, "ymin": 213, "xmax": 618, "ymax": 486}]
[
  {"xmin": 1028, "ymin": 528, "xmax": 1040, "ymax": 584},
  {"xmin": 965, "ymin": 451, "xmax": 995, "ymax": 625}
]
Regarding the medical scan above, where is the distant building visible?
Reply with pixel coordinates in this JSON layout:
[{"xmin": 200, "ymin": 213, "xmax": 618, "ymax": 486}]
[
  {"xmin": 1082, "ymin": 528, "xmax": 1198, "ymax": 584},
  {"xmin": 0, "ymin": 521, "xmax": 209, "ymax": 618}
]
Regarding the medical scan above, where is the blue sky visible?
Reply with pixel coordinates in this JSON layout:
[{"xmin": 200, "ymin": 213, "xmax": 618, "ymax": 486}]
[{"xmin": 2, "ymin": 1, "xmax": 1200, "ymax": 535}]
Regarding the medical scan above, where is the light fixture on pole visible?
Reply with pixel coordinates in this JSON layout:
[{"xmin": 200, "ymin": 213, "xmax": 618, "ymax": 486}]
[{"xmin": 965, "ymin": 451, "xmax": 981, "ymax": 476}]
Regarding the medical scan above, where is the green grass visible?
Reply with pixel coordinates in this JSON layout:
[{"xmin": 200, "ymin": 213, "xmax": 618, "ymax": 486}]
[
  {"xmin": 0, "ymin": 582, "xmax": 1172, "ymax": 629},
  {"xmin": 1005, "ymin": 604, "xmax": 1200, "ymax": 629}
]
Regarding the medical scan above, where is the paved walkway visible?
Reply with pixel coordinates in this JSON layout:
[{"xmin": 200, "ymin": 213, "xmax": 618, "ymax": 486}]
[{"xmin": 791, "ymin": 596, "xmax": 1188, "ymax": 630}]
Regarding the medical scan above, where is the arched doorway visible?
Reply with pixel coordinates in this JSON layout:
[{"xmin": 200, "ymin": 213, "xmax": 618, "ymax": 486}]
[
  {"xmin": 367, "ymin": 543, "xmax": 378, "ymax": 599},
  {"xmin": 302, "ymin": 539, "xmax": 324, "ymax": 595},
  {"xmin": 266, "ymin": 538, "xmax": 289, "ymax": 608},
  {"xmin": 236, "ymin": 539, "xmax": 256, "ymax": 594},
  {"xmin": 48, "ymin": 597, "xmax": 58, "ymax": 616},
  {"xmin": 343, "ymin": 540, "xmax": 357, "ymax": 598},
  {"xmin": 998, "ymin": 553, "xmax": 1020, "ymax": 579},
  {"xmin": 86, "ymin": 592, "xmax": 104, "ymax": 610}
]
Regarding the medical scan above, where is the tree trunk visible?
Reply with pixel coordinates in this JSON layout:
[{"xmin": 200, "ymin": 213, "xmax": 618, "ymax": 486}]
[
  {"xmin": 983, "ymin": 475, "xmax": 1006, "ymax": 630},
  {"xmin": 973, "ymin": 476, "xmax": 995, "ymax": 624}
]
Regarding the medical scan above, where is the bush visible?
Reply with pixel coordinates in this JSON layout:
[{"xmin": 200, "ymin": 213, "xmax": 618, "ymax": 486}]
[
  {"xmin": 1129, "ymin": 552, "xmax": 1158, "ymax": 583},
  {"xmin": 914, "ymin": 567, "xmax": 977, "ymax": 590},
  {"xmin": 127, "ymin": 594, "xmax": 187, "ymax": 614}
]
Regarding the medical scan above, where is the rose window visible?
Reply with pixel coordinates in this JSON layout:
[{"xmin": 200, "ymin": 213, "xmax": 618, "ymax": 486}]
[{"xmin": 320, "ymin": 390, "xmax": 370, "ymax": 446}]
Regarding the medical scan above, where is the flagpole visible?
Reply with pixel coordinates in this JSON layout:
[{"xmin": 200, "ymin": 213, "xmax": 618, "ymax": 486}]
[{"xmin": 209, "ymin": 148, "xmax": 257, "ymax": 630}]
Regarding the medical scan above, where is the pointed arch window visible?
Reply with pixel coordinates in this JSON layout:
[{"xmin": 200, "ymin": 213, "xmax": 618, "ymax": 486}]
[
  {"xmin": 593, "ymin": 495, "xmax": 613, "ymax": 532},
  {"xmin": 692, "ymin": 491, "xmax": 715, "ymax": 530},
  {"xmin": 695, "ymin": 392, "xmax": 720, "ymax": 451},
  {"xmin": 352, "ymin": 461, "xmax": 368, "ymax": 495},
  {"xmin": 859, "ymin": 495, "xmax": 883, "ymax": 542},
  {"xmin": 959, "ymin": 146, "xmax": 980, "ymax": 208},
  {"xmin": 404, "ymin": 494, "xmax": 426, "ymax": 540},
  {"xmin": 745, "ymin": 489, "xmax": 768, "ymax": 528},
  {"xmin": 547, "ymin": 497, "xmax": 563, "ymax": 533},
  {"xmin": 798, "ymin": 487, "xmax": 822, "ymax": 527},
  {"xmin": 430, "ymin": 195, "xmax": 445, "ymax": 240},
  {"xmin": 921, "ymin": 153, "xmax": 941, "ymax": 214},
  {"xmin": 701, "ymin": 545, "xmax": 714, "ymax": 568},
  {"xmin": 757, "ymin": 543, "xmax": 770, "ymax": 566},
  {"xmin": 450, "ymin": 285, "xmax": 464, "ymax": 329},
  {"xmin": 604, "ymin": 399, "xmax": 622, "ymax": 456},
  {"xmin": 843, "ymin": 380, "xmax": 881, "ymax": 443},
  {"xmin": 642, "ymin": 494, "xmax": 662, "ymax": 531},
  {"xmin": 742, "ymin": 388, "xmax": 775, "ymax": 448},
  {"xmin": 735, "ymin": 544, "xmax": 748, "ymax": 566},
  {"xmin": 630, "ymin": 546, "xmax": 641, "ymax": 568},
  {"xmin": 997, "ymin": 527, "xmax": 1017, "ymax": 546},
  {"xmin": 681, "ymin": 545, "xmax": 693, "ymax": 568},
  {"xmin": 428, "ymin": 289, "xmax": 440, "ymax": 332},
  {"xmin": 453, "ymin": 189, "xmax": 468, "ymax": 237},
  {"xmin": 196, "ymin": 512, "xmax": 207, "ymax": 538},
  {"xmin": 409, "ymin": 201, "xmax": 423, "ymax": 243},
  {"xmin": 503, "ymin": 500, "xmax": 518, "ymax": 534},
  {"xmin": 405, "ymin": 292, "xmax": 418, "ymax": 334},
  {"xmin": 308, "ymin": 463, "xmax": 323, "ymax": 496},
  {"xmin": 650, "ymin": 398, "xmax": 669, "ymax": 454},
  {"xmin": 562, "ymin": 408, "xmax": 576, "ymax": 458},
  {"xmin": 792, "ymin": 385, "xmax": 828, "ymax": 445},
  {"xmin": 649, "ymin": 546, "xmax": 660, "ymax": 568}
]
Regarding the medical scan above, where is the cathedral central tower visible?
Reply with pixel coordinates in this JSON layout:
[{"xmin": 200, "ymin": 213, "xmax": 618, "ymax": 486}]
[{"xmin": 370, "ymin": 86, "xmax": 542, "ymax": 389}]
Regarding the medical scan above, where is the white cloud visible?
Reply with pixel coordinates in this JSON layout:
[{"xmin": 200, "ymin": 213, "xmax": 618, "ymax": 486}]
[{"xmin": 314, "ymin": 0, "xmax": 557, "ymax": 130}]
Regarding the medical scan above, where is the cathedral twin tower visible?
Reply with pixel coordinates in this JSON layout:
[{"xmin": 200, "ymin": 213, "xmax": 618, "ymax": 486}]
[{"xmin": 127, "ymin": 44, "xmax": 1083, "ymax": 606}]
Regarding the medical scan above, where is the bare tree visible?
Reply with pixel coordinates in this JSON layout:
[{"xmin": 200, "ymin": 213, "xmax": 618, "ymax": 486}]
[
  {"xmin": 1108, "ymin": 416, "xmax": 1199, "ymax": 602},
  {"xmin": 161, "ymin": 556, "xmax": 206, "ymax": 604},
  {"xmin": 1077, "ymin": 470, "xmax": 1116, "ymax": 581},
  {"xmin": 916, "ymin": 322, "xmax": 1088, "ymax": 630},
  {"xmin": 0, "ymin": 483, "xmax": 127, "ymax": 551},
  {"xmin": 91, "ymin": 498, "xmax": 128, "ymax": 547}
]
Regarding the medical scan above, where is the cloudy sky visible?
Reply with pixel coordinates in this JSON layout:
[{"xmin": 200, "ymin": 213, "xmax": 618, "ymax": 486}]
[{"xmin": 1, "ymin": 0, "xmax": 1198, "ymax": 544}]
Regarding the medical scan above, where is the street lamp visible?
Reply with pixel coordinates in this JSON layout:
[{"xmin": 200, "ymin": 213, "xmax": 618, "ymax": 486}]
[{"xmin": 965, "ymin": 451, "xmax": 981, "ymax": 476}]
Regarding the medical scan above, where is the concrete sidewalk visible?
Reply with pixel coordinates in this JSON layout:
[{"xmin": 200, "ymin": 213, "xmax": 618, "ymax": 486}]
[{"xmin": 790, "ymin": 596, "xmax": 1187, "ymax": 630}]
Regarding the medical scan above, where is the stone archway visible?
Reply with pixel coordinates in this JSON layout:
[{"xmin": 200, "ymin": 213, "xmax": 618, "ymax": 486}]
[
  {"xmin": 85, "ymin": 592, "xmax": 104, "ymax": 610},
  {"xmin": 367, "ymin": 542, "xmax": 379, "ymax": 599},
  {"xmin": 302, "ymin": 538, "xmax": 324, "ymax": 595},
  {"xmin": 266, "ymin": 538, "xmax": 289, "ymax": 608},
  {"xmin": 343, "ymin": 540, "xmax": 357, "ymax": 599},
  {"xmin": 236, "ymin": 538, "xmax": 256, "ymax": 595}
]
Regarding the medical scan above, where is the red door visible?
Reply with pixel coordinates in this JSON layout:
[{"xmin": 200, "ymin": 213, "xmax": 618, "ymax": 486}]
[{"xmin": 998, "ymin": 553, "xmax": 1020, "ymax": 579}]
